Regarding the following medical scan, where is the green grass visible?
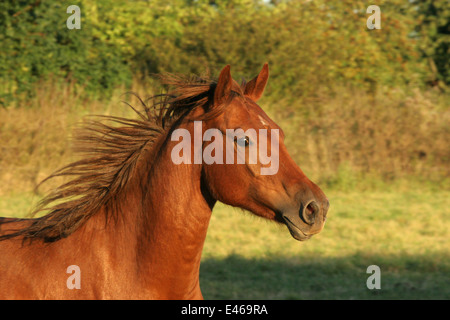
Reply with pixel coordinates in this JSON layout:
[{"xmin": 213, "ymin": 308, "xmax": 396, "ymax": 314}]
[
  {"xmin": 200, "ymin": 188, "xmax": 450, "ymax": 299},
  {"xmin": 1, "ymin": 188, "xmax": 449, "ymax": 299}
]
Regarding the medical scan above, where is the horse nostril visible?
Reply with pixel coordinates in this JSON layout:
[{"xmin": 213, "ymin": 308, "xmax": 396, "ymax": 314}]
[{"xmin": 300, "ymin": 200, "xmax": 319, "ymax": 225}]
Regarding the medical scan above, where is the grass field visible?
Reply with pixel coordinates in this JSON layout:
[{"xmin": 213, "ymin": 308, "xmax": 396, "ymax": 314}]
[
  {"xmin": 0, "ymin": 79, "xmax": 448, "ymax": 299},
  {"xmin": 199, "ymin": 188, "xmax": 450, "ymax": 300},
  {"xmin": 1, "ymin": 187, "xmax": 449, "ymax": 299}
]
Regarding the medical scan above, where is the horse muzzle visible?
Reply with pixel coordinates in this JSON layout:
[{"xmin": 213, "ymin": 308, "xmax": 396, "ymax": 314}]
[{"xmin": 281, "ymin": 199, "xmax": 328, "ymax": 241}]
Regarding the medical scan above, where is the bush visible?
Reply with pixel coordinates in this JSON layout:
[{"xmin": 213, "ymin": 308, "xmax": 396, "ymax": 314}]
[
  {"xmin": 0, "ymin": 1, "xmax": 131, "ymax": 105},
  {"xmin": 1, "ymin": 0, "xmax": 448, "ymax": 106},
  {"xmin": 0, "ymin": 0, "xmax": 448, "ymax": 190}
]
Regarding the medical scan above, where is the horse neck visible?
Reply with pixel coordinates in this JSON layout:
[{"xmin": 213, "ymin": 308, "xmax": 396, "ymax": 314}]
[{"xmin": 126, "ymin": 123, "xmax": 215, "ymax": 298}]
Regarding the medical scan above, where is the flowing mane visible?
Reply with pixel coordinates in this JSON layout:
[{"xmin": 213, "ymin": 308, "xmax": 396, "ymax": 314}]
[
  {"xmin": 0, "ymin": 64, "xmax": 330, "ymax": 300},
  {"xmin": 0, "ymin": 73, "xmax": 245, "ymax": 243}
]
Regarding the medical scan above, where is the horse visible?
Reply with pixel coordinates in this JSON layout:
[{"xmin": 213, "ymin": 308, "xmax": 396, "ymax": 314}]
[{"xmin": 0, "ymin": 64, "xmax": 329, "ymax": 299}]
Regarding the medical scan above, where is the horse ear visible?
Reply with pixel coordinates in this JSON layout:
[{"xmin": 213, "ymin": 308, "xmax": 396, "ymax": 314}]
[
  {"xmin": 244, "ymin": 63, "xmax": 269, "ymax": 102},
  {"xmin": 214, "ymin": 65, "xmax": 232, "ymax": 106}
]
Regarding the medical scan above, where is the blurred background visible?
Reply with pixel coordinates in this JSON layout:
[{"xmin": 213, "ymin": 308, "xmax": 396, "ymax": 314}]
[{"xmin": 0, "ymin": 0, "xmax": 449, "ymax": 299}]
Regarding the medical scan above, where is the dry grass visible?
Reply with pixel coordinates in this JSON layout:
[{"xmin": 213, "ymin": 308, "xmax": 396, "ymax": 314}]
[
  {"xmin": 263, "ymin": 87, "xmax": 449, "ymax": 188},
  {"xmin": 0, "ymin": 78, "xmax": 151, "ymax": 195},
  {"xmin": 0, "ymin": 79, "xmax": 448, "ymax": 196}
]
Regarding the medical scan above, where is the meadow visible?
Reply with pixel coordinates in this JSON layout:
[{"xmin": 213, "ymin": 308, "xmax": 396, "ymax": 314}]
[
  {"xmin": 201, "ymin": 190, "xmax": 449, "ymax": 299},
  {"xmin": 1, "ymin": 188, "xmax": 448, "ymax": 299},
  {"xmin": 0, "ymin": 0, "xmax": 449, "ymax": 301},
  {"xmin": 0, "ymin": 79, "xmax": 448, "ymax": 300}
]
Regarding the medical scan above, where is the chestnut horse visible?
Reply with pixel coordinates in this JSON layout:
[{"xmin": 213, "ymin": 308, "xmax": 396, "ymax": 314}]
[{"xmin": 0, "ymin": 64, "xmax": 329, "ymax": 299}]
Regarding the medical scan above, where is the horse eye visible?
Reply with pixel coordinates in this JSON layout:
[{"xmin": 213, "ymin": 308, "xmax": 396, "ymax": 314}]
[{"xmin": 236, "ymin": 136, "xmax": 250, "ymax": 147}]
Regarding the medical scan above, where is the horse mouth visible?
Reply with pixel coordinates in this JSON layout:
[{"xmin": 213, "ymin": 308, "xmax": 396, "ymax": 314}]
[{"xmin": 282, "ymin": 215, "xmax": 312, "ymax": 241}]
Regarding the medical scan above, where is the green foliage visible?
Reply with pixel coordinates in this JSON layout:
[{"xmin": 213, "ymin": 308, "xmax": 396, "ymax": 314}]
[
  {"xmin": 0, "ymin": 1, "xmax": 131, "ymax": 105},
  {"xmin": 0, "ymin": 0, "xmax": 447, "ymax": 103},
  {"xmin": 411, "ymin": 0, "xmax": 450, "ymax": 86}
]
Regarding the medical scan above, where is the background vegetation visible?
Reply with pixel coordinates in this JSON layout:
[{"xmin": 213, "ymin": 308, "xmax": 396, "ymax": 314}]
[{"xmin": 0, "ymin": 0, "xmax": 448, "ymax": 299}]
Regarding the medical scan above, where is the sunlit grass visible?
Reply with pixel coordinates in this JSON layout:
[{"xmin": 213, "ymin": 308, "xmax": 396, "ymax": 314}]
[
  {"xmin": 200, "ymin": 188, "xmax": 450, "ymax": 299},
  {"xmin": 1, "ymin": 186, "xmax": 448, "ymax": 299},
  {"xmin": 0, "ymin": 79, "xmax": 448, "ymax": 299},
  {"xmin": 203, "ymin": 189, "xmax": 450, "ymax": 259}
]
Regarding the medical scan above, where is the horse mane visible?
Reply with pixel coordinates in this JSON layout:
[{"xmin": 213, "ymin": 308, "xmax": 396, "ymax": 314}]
[{"xmin": 0, "ymin": 73, "xmax": 246, "ymax": 243}]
